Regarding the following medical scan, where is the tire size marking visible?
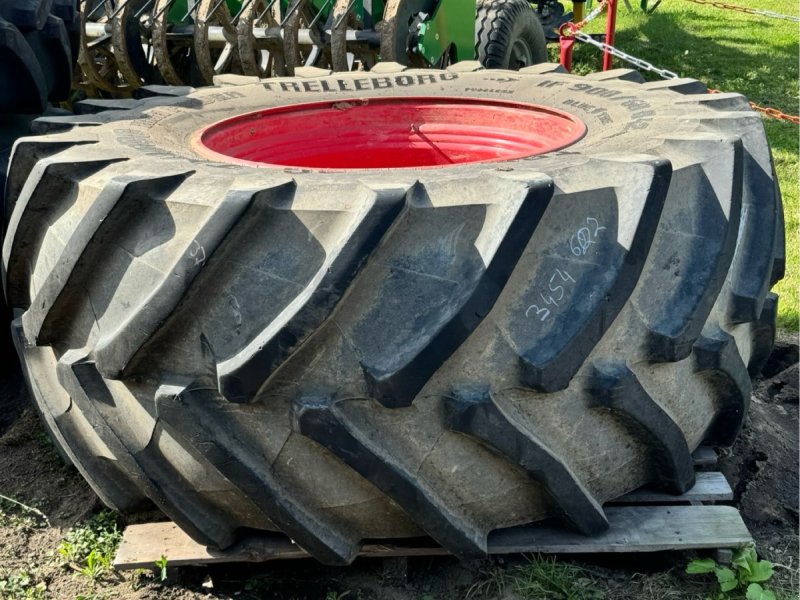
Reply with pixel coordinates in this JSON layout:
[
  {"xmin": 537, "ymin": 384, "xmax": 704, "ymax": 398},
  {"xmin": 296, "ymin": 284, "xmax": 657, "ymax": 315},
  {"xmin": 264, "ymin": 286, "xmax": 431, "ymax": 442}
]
[
  {"xmin": 262, "ymin": 72, "xmax": 459, "ymax": 93},
  {"xmin": 114, "ymin": 128, "xmax": 241, "ymax": 170},
  {"xmin": 200, "ymin": 90, "xmax": 247, "ymax": 104},
  {"xmin": 562, "ymin": 98, "xmax": 612, "ymax": 125},
  {"xmin": 525, "ymin": 217, "xmax": 606, "ymax": 322},
  {"xmin": 537, "ymin": 79, "xmax": 655, "ymax": 131}
]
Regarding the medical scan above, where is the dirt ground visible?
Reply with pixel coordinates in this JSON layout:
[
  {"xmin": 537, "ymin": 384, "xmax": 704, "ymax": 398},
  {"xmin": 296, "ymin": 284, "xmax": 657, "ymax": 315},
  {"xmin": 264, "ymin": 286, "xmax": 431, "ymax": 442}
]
[{"xmin": 0, "ymin": 333, "xmax": 797, "ymax": 600}]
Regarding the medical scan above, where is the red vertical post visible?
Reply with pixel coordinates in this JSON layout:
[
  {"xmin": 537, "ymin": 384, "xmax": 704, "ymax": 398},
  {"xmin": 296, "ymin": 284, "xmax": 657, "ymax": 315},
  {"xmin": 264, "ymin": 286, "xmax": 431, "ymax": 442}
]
[
  {"xmin": 559, "ymin": 34, "xmax": 575, "ymax": 72},
  {"xmin": 603, "ymin": 0, "xmax": 618, "ymax": 71}
]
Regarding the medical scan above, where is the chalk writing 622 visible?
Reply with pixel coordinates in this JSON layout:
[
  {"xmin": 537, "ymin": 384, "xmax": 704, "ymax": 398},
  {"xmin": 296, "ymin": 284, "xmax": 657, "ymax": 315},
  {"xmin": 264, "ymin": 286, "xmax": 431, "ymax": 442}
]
[
  {"xmin": 570, "ymin": 217, "xmax": 606, "ymax": 256},
  {"xmin": 525, "ymin": 269, "xmax": 576, "ymax": 321}
]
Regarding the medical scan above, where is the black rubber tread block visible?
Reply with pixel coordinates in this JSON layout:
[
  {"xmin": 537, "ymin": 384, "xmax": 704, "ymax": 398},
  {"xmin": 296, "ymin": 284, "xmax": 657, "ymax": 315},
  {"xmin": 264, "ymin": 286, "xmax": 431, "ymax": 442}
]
[
  {"xmin": 155, "ymin": 385, "xmax": 362, "ymax": 564},
  {"xmin": 497, "ymin": 157, "xmax": 669, "ymax": 392},
  {"xmin": 31, "ymin": 96, "xmax": 182, "ymax": 130},
  {"xmin": 32, "ymin": 170, "xmax": 194, "ymax": 350},
  {"xmin": 744, "ymin": 292, "xmax": 777, "ymax": 376},
  {"xmin": 0, "ymin": 114, "xmax": 39, "ymax": 226},
  {"xmin": 2, "ymin": 136, "xmax": 96, "ymax": 225},
  {"xmin": 30, "ymin": 114, "xmax": 104, "ymax": 134},
  {"xmin": 445, "ymin": 389, "xmax": 608, "ymax": 535},
  {"xmin": 0, "ymin": 147, "xmax": 10, "ymax": 228},
  {"xmin": 692, "ymin": 327, "xmax": 752, "ymax": 446},
  {"xmin": 8, "ymin": 313, "xmax": 77, "ymax": 466},
  {"xmin": 212, "ymin": 74, "xmax": 261, "ymax": 86},
  {"xmin": 367, "ymin": 61, "xmax": 409, "ymax": 73},
  {"xmin": 0, "ymin": 17, "xmax": 48, "ymax": 113},
  {"xmin": 53, "ymin": 350, "xmax": 175, "ymax": 513},
  {"xmin": 2, "ymin": 153, "xmax": 125, "ymax": 309},
  {"xmin": 215, "ymin": 182, "xmax": 409, "ymax": 403},
  {"xmin": 74, "ymin": 98, "xmax": 145, "ymax": 114},
  {"xmin": 0, "ymin": 115, "xmax": 38, "ymax": 151},
  {"xmin": 52, "ymin": 0, "xmax": 77, "ymax": 24},
  {"xmin": 120, "ymin": 180, "xmax": 410, "ymax": 402},
  {"xmin": 631, "ymin": 134, "xmax": 743, "ymax": 362},
  {"xmin": 292, "ymin": 67, "xmax": 333, "ymax": 78},
  {"xmin": 20, "ymin": 171, "xmax": 192, "ymax": 349},
  {"xmin": 23, "ymin": 14, "xmax": 72, "ymax": 101},
  {"xmin": 674, "ymin": 92, "xmax": 751, "ymax": 112},
  {"xmin": 295, "ymin": 396, "xmax": 487, "ymax": 558},
  {"xmin": 342, "ymin": 174, "xmax": 554, "ymax": 408},
  {"xmin": 690, "ymin": 112, "xmax": 778, "ymax": 323},
  {"xmin": 134, "ymin": 84, "xmax": 195, "ymax": 99},
  {"xmin": 90, "ymin": 183, "xmax": 255, "ymax": 379},
  {"xmin": 518, "ymin": 63, "xmax": 567, "ymax": 74},
  {"xmin": 640, "ymin": 78, "xmax": 708, "ymax": 95},
  {"xmin": 56, "ymin": 356, "xmax": 257, "ymax": 549},
  {"xmin": 589, "ymin": 361, "xmax": 696, "ymax": 494},
  {"xmin": 42, "ymin": 105, "xmax": 71, "ymax": 116},
  {"xmin": 583, "ymin": 69, "xmax": 645, "ymax": 83},
  {"xmin": 0, "ymin": 0, "xmax": 55, "ymax": 30},
  {"xmin": 10, "ymin": 320, "xmax": 140, "ymax": 511},
  {"xmin": 769, "ymin": 173, "xmax": 785, "ymax": 286},
  {"xmin": 444, "ymin": 61, "xmax": 484, "ymax": 73}
]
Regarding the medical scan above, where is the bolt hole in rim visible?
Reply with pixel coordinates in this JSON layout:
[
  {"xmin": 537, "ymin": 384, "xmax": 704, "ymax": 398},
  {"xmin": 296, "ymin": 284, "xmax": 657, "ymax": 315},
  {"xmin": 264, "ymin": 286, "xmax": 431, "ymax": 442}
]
[{"xmin": 194, "ymin": 97, "xmax": 587, "ymax": 170}]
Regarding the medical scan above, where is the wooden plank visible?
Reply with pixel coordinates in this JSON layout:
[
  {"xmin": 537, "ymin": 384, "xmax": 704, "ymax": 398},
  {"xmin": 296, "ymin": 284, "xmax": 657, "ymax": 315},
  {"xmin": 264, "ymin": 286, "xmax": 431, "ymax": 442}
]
[
  {"xmin": 487, "ymin": 506, "xmax": 752, "ymax": 554},
  {"xmin": 692, "ymin": 446, "xmax": 718, "ymax": 467},
  {"xmin": 114, "ymin": 505, "xmax": 752, "ymax": 570},
  {"xmin": 114, "ymin": 523, "xmax": 308, "ymax": 569},
  {"xmin": 609, "ymin": 472, "xmax": 732, "ymax": 504}
]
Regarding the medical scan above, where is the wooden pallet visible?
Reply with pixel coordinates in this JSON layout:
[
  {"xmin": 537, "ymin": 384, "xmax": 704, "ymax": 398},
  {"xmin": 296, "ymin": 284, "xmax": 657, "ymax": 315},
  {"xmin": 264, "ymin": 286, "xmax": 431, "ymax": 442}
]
[{"xmin": 113, "ymin": 447, "xmax": 752, "ymax": 570}]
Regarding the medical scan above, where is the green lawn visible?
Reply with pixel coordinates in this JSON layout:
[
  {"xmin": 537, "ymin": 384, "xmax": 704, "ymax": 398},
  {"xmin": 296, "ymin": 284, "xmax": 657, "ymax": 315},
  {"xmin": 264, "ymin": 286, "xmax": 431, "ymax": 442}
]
[{"xmin": 550, "ymin": 0, "xmax": 799, "ymax": 331}]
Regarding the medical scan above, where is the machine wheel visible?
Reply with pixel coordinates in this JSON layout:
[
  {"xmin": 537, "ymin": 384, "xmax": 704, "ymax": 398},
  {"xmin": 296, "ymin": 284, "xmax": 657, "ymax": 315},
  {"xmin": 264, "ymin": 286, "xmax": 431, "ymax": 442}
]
[
  {"xmin": 380, "ymin": 0, "xmax": 436, "ymax": 67},
  {"xmin": 151, "ymin": 0, "xmax": 197, "ymax": 86},
  {"xmin": 2, "ymin": 64, "xmax": 784, "ymax": 565},
  {"xmin": 195, "ymin": 0, "xmax": 242, "ymax": 85},
  {"xmin": 237, "ymin": 0, "xmax": 286, "ymax": 77},
  {"xmin": 111, "ymin": 0, "xmax": 159, "ymax": 89},
  {"xmin": 476, "ymin": 0, "xmax": 547, "ymax": 69}
]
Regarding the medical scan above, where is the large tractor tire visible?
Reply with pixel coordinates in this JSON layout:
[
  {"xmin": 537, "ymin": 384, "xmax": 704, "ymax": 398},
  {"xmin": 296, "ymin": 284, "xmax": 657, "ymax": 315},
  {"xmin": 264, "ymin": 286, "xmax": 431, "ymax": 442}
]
[{"xmin": 2, "ymin": 63, "xmax": 783, "ymax": 565}]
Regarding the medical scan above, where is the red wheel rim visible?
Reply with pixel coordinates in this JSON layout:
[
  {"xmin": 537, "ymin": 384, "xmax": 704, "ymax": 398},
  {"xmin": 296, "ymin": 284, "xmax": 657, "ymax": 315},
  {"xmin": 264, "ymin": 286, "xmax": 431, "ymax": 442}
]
[{"xmin": 194, "ymin": 97, "xmax": 586, "ymax": 170}]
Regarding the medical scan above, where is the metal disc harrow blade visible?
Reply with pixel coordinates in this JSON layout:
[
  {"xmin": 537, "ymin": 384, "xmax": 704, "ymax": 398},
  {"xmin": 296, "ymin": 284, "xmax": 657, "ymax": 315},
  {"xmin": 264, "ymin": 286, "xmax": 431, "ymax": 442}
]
[{"xmin": 78, "ymin": 0, "xmax": 418, "ymax": 93}]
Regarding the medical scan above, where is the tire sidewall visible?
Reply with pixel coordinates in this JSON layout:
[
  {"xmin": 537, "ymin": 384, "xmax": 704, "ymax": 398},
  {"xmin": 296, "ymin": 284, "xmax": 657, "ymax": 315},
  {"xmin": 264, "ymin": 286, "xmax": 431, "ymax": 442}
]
[{"xmin": 106, "ymin": 69, "xmax": 702, "ymax": 180}]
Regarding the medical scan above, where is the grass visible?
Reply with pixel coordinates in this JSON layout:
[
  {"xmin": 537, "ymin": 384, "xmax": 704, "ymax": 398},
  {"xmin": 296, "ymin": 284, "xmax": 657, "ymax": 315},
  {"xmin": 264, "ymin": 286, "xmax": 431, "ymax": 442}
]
[
  {"xmin": 766, "ymin": 119, "xmax": 799, "ymax": 330},
  {"xmin": 469, "ymin": 555, "xmax": 604, "ymax": 599},
  {"xmin": 550, "ymin": 0, "xmax": 799, "ymax": 331},
  {"xmin": 57, "ymin": 511, "xmax": 122, "ymax": 584},
  {"xmin": 0, "ymin": 570, "xmax": 46, "ymax": 600}
]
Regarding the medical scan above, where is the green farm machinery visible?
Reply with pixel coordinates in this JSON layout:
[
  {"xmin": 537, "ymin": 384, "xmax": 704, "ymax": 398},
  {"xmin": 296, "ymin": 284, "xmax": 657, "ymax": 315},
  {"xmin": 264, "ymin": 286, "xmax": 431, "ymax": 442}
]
[{"xmin": 77, "ymin": 0, "xmax": 562, "ymax": 94}]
